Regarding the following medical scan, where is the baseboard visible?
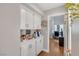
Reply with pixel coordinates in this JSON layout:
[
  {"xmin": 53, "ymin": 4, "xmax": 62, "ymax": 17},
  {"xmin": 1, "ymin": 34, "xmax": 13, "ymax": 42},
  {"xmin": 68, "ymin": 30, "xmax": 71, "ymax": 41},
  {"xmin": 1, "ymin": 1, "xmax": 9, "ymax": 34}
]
[{"xmin": 42, "ymin": 49, "xmax": 49, "ymax": 53}]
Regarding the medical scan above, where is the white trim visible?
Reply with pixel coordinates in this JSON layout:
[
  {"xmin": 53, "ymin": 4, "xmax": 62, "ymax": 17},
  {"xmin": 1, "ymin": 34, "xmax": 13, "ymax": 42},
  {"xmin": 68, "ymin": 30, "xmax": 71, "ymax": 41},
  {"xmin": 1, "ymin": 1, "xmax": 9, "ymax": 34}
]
[
  {"xmin": 42, "ymin": 49, "xmax": 49, "ymax": 53},
  {"xmin": 49, "ymin": 12, "xmax": 67, "ymax": 17},
  {"xmin": 47, "ymin": 16, "xmax": 49, "ymax": 53},
  {"xmin": 26, "ymin": 4, "xmax": 44, "ymax": 15},
  {"xmin": 68, "ymin": 10, "xmax": 71, "ymax": 51},
  {"xmin": 48, "ymin": 13, "xmax": 66, "ymax": 55}
]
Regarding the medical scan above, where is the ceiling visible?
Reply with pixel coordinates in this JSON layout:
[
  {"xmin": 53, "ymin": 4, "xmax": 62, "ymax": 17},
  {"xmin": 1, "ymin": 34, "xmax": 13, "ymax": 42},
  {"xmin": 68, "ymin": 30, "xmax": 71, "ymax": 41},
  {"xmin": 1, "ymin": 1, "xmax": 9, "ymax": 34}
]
[{"xmin": 33, "ymin": 3, "xmax": 64, "ymax": 11}]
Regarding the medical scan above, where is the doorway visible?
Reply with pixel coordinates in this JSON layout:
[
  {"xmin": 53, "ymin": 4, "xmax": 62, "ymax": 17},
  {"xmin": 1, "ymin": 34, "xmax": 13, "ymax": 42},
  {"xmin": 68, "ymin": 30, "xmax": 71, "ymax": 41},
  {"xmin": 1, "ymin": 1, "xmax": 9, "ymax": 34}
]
[{"xmin": 48, "ymin": 15, "xmax": 64, "ymax": 56}]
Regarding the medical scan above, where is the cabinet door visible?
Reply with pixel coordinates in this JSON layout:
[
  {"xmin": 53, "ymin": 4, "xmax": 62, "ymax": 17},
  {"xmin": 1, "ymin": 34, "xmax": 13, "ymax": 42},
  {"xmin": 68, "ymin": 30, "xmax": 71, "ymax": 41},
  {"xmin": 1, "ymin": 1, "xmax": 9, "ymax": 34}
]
[
  {"xmin": 34, "ymin": 13, "xmax": 41, "ymax": 29},
  {"xmin": 20, "ymin": 9, "xmax": 26, "ymax": 29},
  {"xmin": 28, "ymin": 44, "xmax": 35, "ymax": 56},
  {"xmin": 36, "ymin": 40, "xmax": 41, "ymax": 55},
  {"xmin": 21, "ymin": 41, "xmax": 29, "ymax": 56},
  {"xmin": 21, "ymin": 40, "xmax": 36, "ymax": 56},
  {"xmin": 25, "ymin": 11, "xmax": 34, "ymax": 29},
  {"xmin": 38, "ymin": 15, "xmax": 41, "ymax": 29},
  {"xmin": 21, "ymin": 8, "xmax": 34, "ymax": 29},
  {"xmin": 28, "ymin": 40, "xmax": 36, "ymax": 56},
  {"xmin": 40, "ymin": 36, "xmax": 43, "ymax": 50},
  {"xmin": 36, "ymin": 37, "xmax": 42, "ymax": 55}
]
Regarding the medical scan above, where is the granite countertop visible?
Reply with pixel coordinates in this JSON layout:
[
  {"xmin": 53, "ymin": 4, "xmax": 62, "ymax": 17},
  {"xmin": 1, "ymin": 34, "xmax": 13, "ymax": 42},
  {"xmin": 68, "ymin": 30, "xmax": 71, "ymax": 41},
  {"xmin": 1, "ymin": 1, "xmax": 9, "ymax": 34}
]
[{"xmin": 21, "ymin": 34, "xmax": 33, "ymax": 41}]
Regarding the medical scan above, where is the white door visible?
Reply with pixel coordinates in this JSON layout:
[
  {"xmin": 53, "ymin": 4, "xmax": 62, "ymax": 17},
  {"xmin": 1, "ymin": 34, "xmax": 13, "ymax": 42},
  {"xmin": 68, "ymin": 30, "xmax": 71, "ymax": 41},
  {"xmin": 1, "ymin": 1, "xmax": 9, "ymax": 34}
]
[{"xmin": 71, "ymin": 17, "xmax": 79, "ymax": 56}]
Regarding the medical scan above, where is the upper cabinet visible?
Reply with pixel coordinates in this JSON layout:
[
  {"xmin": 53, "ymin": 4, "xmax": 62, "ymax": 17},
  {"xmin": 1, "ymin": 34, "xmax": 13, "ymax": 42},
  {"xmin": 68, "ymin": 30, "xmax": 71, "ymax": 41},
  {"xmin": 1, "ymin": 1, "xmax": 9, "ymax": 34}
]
[
  {"xmin": 20, "ymin": 9, "xmax": 26, "ymax": 29},
  {"xmin": 21, "ymin": 8, "xmax": 34, "ymax": 29},
  {"xmin": 20, "ymin": 6, "xmax": 41, "ymax": 29},
  {"xmin": 34, "ymin": 13, "xmax": 41, "ymax": 29},
  {"xmin": 25, "ymin": 9, "xmax": 34, "ymax": 29}
]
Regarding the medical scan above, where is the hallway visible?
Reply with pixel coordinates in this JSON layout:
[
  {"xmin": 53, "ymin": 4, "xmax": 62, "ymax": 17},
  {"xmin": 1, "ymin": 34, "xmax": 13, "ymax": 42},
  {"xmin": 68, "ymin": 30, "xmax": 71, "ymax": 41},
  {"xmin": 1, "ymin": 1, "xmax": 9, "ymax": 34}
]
[
  {"xmin": 48, "ymin": 38, "xmax": 64, "ymax": 56},
  {"xmin": 39, "ymin": 38, "xmax": 64, "ymax": 56}
]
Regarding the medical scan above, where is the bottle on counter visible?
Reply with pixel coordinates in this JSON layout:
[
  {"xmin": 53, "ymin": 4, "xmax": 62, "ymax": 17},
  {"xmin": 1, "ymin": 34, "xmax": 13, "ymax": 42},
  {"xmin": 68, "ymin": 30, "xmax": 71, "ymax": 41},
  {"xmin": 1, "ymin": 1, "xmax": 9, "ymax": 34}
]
[
  {"xmin": 33, "ymin": 32, "xmax": 36, "ymax": 38},
  {"xmin": 36, "ymin": 30, "xmax": 41, "ymax": 37}
]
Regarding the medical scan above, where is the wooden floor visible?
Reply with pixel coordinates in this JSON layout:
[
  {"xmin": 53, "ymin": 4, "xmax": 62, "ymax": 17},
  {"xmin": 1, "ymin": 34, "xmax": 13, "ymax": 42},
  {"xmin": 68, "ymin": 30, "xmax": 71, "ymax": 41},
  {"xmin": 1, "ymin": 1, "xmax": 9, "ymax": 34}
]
[
  {"xmin": 39, "ymin": 38, "xmax": 64, "ymax": 56},
  {"xmin": 38, "ymin": 51, "xmax": 48, "ymax": 56}
]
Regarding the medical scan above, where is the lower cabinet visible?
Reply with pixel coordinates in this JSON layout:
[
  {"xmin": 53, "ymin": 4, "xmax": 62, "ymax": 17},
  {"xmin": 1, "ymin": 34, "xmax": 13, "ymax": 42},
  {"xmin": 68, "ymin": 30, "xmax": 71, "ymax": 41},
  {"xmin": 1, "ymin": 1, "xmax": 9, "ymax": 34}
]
[
  {"xmin": 21, "ymin": 37, "xmax": 43, "ymax": 56},
  {"xmin": 35, "ymin": 37, "xmax": 43, "ymax": 55},
  {"xmin": 21, "ymin": 39, "xmax": 36, "ymax": 56}
]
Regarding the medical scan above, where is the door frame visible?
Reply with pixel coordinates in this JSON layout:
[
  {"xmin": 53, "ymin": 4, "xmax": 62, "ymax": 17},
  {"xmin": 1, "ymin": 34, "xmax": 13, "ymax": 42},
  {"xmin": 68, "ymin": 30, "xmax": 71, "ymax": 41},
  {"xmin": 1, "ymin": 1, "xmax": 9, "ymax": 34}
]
[{"xmin": 47, "ymin": 12, "xmax": 67, "ymax": 55}]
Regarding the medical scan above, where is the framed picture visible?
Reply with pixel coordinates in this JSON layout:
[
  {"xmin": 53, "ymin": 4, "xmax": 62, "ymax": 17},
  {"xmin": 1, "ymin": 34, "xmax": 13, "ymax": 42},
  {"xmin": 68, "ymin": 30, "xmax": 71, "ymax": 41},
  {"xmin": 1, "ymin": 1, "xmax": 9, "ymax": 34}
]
[{"xmin": 41, "ymin": 20, "xmax": 47, "ymax": 27}]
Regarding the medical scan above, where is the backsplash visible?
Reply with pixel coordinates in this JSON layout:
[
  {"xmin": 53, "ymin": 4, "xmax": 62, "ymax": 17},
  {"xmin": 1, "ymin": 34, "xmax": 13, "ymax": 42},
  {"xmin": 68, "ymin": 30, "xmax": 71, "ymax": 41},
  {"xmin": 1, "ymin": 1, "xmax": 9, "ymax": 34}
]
[{"xmin": 20, "ymin": 29, "xmax": 41, "ymax": 41}]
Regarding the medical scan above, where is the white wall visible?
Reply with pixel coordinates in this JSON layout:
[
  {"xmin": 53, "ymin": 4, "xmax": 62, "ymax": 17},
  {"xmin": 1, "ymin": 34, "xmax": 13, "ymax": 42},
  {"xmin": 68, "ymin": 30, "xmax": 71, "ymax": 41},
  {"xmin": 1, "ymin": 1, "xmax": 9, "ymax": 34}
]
[
  {"xmin": 54, "ymin": 15, "xmax": 64, "ymax": 25},
  {"xmin": 49, "ymin": 17, "xmax": 54, "ymax": 38},
  {"xmin": 45, "ymin": 6, "xmax": 67, "ymax": 16},
  {"xmin": 25, "ymin": 3, "xmax": 44, "ymax": 15},
  {"xmin": 0, "ymin": 4, "xmax": 20, "ymax": 56},
  {"xmin": 71, "ymin": 18, "xmax": 79, "ymax": 56}
]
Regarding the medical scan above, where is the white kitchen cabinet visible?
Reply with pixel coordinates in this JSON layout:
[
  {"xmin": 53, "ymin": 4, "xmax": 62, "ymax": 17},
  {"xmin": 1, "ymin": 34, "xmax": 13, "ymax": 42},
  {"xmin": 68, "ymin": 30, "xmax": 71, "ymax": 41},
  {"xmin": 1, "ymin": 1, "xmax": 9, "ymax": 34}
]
[
  {"xmin": 40, "ymin": 36, "xmax": 43, "ymax": 50},
  {"xmin": 21, "ymin": 8, "xmax": 41, "ymax": 29},
  {"xmin": 21, "ymin": 39, "xmax": 36, "ymax": 56},
  {"xmin": 34, "ymin": 13, "xmax": 41, "ymax": 29},
  {"xmin": 20, "ymin": 8, "xmax": 34, "ymax": 29},
  {"xmin": 25, "ymin": 10, "xmax": 34, "ymax": 29},
  {"xmin": 21, "ymin": 36, "xmax": 43, "ymax": 56},
  {"xmin": 27, "ymin": 39, "xmax": 36, "ymax": 56},
  {"xmin": 36, "ymin": 36, "xmax": 43, "ymax": 55},
  {"xmin": 36, "ymin": 38, "xmax": 41, "ymax": 55},
  {"xmin": 20, "ymin": 9, "xmax": 26, "ymax": 29}
]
